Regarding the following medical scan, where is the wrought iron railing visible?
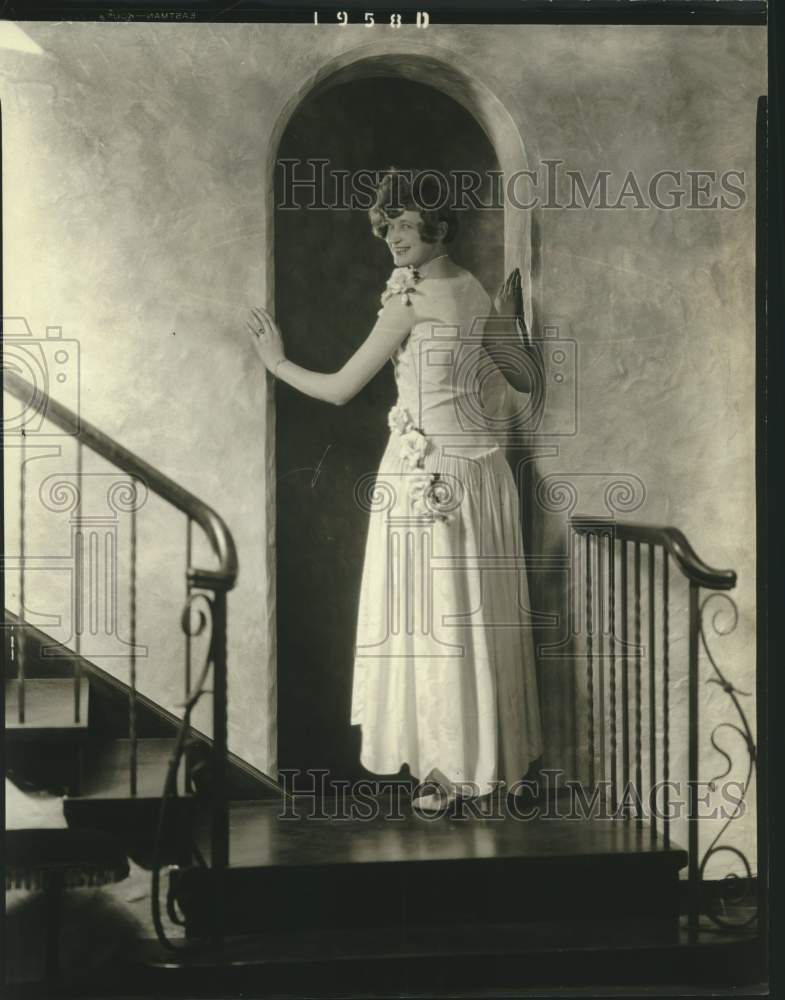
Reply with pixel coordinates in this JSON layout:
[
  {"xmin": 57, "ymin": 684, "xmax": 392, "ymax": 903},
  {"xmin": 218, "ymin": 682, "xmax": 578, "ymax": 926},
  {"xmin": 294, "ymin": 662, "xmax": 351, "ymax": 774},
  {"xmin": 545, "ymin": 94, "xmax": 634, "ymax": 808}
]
[
  {"xmin": 3, "ymin": 369, "xmax": 237, "ymax": 940},
  {"xmin": 570, "ymin": 514, "xmax": 756, "ymax": 938}
]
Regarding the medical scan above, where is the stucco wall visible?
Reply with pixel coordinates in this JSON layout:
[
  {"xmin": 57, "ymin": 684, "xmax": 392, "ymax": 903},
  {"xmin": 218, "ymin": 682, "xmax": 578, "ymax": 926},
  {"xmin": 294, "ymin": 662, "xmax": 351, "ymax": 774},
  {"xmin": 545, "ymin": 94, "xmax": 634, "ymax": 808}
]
[{"xmin": 2, "ymin": 22, "xmax": 763, "ymax": 871}]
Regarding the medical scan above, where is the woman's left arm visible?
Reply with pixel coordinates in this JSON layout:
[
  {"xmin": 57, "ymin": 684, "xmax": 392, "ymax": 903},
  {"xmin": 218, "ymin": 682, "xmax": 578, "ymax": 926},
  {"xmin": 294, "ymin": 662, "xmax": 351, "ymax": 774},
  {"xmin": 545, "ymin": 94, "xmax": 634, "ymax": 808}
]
[
  {"xmin": 249, "ymin": 295, "xmax": 413, "ymax": 407},
  {"xmin": 483, "ymin": 268, "xmax": 543, "ymax": 395}
]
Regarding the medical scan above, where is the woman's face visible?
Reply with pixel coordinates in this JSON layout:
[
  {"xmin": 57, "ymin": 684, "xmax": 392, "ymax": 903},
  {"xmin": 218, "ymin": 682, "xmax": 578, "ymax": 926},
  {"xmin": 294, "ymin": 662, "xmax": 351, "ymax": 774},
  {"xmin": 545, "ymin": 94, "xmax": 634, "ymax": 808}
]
[{"xmin": 384, "ymin": 209, "xmax": 443, "ymax": 269}]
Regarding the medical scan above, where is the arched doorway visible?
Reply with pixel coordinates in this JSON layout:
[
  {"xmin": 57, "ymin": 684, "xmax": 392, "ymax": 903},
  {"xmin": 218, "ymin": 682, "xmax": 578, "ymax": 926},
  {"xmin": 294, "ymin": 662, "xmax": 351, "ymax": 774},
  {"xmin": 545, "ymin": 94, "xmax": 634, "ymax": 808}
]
[{"xmin": 271, "ymin": 51, "xmax": 539, "ymax": 784}]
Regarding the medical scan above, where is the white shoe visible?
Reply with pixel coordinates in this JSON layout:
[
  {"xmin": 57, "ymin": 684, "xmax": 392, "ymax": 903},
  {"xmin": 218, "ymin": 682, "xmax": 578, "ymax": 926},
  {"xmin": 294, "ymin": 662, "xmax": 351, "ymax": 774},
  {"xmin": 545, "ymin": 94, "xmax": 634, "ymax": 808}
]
[{"xmin": 411, "ymin": 788, "xmax": 455, "ymax": 813}]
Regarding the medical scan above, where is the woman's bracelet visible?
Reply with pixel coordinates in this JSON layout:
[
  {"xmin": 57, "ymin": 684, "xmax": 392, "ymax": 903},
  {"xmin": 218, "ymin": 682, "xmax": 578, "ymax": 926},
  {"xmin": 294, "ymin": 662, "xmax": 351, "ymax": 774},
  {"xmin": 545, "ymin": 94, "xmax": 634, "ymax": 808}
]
[{"xmin": 272, "ymin": 357, "xmax": 287, "ymax": 378}]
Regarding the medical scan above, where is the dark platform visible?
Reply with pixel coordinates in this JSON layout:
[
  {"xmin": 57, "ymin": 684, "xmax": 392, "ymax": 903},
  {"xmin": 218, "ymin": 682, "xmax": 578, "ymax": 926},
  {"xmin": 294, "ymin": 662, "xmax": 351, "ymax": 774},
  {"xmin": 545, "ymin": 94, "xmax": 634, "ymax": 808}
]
[
  {"xmin": 174, "ymin": 797, "xmax": 688, "ymax": 939},
  {"xmin": 200, "ymin": 796, "xmax": 685, "ymax": 868},
  {"xmin": 123, "ymin": 918, "xmax": 763, "ymax": 998},
  {"xmin": 131, "ymin": 802, "xmax": 763, "ymax": 998}
]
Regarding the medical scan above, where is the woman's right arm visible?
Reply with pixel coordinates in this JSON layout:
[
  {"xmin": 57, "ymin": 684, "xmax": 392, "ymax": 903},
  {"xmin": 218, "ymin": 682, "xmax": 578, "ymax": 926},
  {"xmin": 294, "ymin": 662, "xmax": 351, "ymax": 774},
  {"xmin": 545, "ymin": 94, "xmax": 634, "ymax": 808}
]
[{"xmin": 251, "ymin": 294, "xmax": 413, "ymax": 407}]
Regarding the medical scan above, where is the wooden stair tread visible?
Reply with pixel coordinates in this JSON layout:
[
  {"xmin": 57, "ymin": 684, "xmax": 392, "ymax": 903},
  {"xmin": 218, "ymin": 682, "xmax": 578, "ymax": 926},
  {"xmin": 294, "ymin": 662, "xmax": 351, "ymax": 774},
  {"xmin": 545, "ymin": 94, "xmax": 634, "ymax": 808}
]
[
  {"xmin": 5, "ymin": 678, "xmax": 89, "ymax": 735},
  {"xmin": 128, "ymin": 919, "xmax": 763, "ymax": 999},
  {"xmin": 133, "ymin": 915, "xmax": 757, "ymax": 970},
  {"xmin": 178, "ymin": 805, "xmax": 689, "ymax": 938},
  {"xmin": 77, "ymin": 738, "xmax": 185, "ymax": 799},
  {"xmin": 198, "ymin": 799, "xmax": 687, "ymax": 871}
]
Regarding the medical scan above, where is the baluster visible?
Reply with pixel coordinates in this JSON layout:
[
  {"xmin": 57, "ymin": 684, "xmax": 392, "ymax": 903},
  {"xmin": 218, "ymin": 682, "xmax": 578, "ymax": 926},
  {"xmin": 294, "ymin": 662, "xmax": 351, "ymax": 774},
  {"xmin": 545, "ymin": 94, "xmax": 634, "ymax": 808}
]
[
  {"xmin": 634, "ymin": 542, "xmax": 642, "ymax": 823},
  {"xmin": 662, "ymin": 550, "xmax": 670, "ymax": 848},
  {"xmin": 18, "ymin": 432, "xmax": 27, "ymax": 724},
  {"xmin": 597, "ymin": 531, "xmax": 606, "ymax": 805},
  {"xmin": 571, "ymin": 529, "xmax": 580, "ymax": 781},
  {"xmin": 585, "ymin": 532, "xmax": 595, "ymax": 789},
  {"xmin": 210, "ymin": 588, "xmax": 229, "ymax": 947},
  {"xmin": 687, "ymin": 581, "xmax": 700, "ymax": 939},
  {"xmin": 74, "ymin": 440, "xmax": 83, "ymax": 723},
  {"xmin": 648, "ymin": 543, "xmax": 657, "ymax": 841},
  {"xmin": 609, "ymin": 531, "xmax": 618, "ymax": 814},
  {"xmin": 129, "ymin": 479, "xmax": 138, "ymax": 797},
  {"xmin": 621, "ymin": 540, "xmax": 630, "ymax": 803},
  {"xmin": 75, "ymin": 532, "xmax": 84, "ymax": 645},
  {"xmin": 185, "ymin": 517, "xmax": 193, "ymax": 792}
]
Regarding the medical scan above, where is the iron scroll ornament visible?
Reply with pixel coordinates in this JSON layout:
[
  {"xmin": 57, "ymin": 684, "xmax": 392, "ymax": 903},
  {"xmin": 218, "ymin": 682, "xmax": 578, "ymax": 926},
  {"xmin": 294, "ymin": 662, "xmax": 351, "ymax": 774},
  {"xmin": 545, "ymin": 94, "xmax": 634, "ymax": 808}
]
[
  {"xmin": 697, "ymin": 591, "xmax": 757, "ymax": 930},
  {"xmin": 149, "ymin": 590, "xmax": 216, "ymax": 952}
]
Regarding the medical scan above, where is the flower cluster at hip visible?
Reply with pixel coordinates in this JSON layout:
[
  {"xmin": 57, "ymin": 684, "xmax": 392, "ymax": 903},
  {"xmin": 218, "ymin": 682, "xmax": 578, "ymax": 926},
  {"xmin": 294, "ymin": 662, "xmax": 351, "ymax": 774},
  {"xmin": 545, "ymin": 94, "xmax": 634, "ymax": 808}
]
[
  {"xmin": 408, "ymin": 472, "xmax": 454, "ymax": 523},
  {"xmin": 387, "ymin": 404, "xmax": 453, "ymax": 524}
]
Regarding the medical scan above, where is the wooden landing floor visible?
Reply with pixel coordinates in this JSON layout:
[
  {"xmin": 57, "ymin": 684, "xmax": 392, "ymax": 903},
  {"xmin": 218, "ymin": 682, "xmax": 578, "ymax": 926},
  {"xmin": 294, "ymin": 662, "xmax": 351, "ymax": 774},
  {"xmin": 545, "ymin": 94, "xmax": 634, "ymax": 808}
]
[
  {"xmin": 180, "ymin": 796, "xmax": 690, "ymax": 938},
  {"xmin": 193, "ymin": 796, "xmax": 687, "ymax": 870}
]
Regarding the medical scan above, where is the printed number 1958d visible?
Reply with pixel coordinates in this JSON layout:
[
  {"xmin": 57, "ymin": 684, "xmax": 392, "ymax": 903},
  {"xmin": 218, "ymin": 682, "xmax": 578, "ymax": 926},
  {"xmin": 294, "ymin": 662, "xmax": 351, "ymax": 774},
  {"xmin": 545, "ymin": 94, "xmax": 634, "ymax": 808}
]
[{"xmin": 314, "ymin": 11, "xmax": 430, "ymax": 27}]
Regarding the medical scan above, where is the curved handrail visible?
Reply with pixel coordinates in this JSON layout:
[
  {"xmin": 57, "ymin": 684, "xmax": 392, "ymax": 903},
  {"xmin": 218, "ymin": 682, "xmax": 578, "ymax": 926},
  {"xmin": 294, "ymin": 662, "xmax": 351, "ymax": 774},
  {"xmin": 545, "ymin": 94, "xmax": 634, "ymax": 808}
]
[
  {"xmin": 570, "ymin": 514, "xmax": 736, "ymax": 591},
  {"xmin": 4, "ymin": 370, "xmax": 238, "ymax": 591}
]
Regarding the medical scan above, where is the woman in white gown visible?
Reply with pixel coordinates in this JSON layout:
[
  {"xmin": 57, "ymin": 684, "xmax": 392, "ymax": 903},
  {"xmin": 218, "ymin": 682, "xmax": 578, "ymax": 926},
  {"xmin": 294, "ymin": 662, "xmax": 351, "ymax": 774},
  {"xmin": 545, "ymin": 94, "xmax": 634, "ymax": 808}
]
[{"xmin": 250, "ymin": 170, "xmax": 543, "ymax": 809}]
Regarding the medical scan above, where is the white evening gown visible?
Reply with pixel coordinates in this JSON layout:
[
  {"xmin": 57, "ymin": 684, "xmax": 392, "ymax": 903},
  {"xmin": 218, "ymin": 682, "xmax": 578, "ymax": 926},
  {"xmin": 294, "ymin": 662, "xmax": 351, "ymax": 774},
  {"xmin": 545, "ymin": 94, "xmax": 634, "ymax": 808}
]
[{"xmin": 350, "ymin": 266, "xmax": 543, "ymax": 796}]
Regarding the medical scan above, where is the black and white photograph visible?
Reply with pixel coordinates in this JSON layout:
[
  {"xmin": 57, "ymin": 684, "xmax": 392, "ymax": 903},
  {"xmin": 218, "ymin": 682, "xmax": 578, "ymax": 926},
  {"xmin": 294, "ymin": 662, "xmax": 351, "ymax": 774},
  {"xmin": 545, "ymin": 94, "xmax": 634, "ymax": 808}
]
[{"xmin": 1, "ymin": 2, "xmax": 778, "ymax": 997}]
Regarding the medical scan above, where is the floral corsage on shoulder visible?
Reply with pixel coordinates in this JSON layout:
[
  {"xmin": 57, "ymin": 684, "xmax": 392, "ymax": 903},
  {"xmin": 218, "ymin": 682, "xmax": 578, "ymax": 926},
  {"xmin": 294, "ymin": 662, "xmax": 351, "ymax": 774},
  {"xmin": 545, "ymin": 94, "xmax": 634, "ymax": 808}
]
[{"xmin": 380, "ymin": 265, "xmax": 421, "ymax": 308}]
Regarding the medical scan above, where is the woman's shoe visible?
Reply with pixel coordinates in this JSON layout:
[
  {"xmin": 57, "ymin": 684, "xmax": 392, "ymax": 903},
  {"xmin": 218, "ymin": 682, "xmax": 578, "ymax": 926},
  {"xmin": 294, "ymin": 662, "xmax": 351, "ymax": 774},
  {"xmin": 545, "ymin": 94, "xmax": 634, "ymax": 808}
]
[{"xmin": 411, "ymin": 787, "xmax": 455, "ymax": 814}]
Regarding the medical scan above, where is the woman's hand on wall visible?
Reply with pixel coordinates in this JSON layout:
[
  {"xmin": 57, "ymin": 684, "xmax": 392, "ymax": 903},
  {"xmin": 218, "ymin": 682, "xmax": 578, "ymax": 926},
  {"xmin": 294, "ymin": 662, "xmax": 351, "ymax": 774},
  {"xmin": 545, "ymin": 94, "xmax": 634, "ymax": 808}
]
[
  {"xmin": 485, "ymin": 267, "xmax": 542, "ymax": 394},
  {"xmin": 248, "ymin": 307, "xmax": 286, "ymax": 371},
  {"xmin": 493, "ymin": 268, "xmax": 528, "ymax": 345}
]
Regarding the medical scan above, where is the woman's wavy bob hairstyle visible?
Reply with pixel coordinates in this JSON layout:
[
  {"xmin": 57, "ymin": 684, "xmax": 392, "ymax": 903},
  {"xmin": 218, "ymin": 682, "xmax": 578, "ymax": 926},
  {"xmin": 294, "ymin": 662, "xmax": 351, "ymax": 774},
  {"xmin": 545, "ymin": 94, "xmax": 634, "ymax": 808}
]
[{"xmin": 369, "ymin": 168, "xmax": 458, "ymax": 245}]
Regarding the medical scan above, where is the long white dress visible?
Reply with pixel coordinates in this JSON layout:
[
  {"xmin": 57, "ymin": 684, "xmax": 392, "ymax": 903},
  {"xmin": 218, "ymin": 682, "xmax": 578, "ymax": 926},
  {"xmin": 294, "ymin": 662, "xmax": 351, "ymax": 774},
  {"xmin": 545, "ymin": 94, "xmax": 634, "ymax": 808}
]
[{"xmin": 350, "ymin": 266, "xmax": 543, "ymax": 797}]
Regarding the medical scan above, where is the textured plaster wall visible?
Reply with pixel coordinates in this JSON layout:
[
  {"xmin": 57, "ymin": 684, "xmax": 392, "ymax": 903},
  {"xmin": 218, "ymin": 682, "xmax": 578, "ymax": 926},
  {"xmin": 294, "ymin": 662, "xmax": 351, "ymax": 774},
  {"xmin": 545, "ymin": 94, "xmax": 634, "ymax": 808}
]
[{"xmin": 2, "ymin": 23, "xmax": 763, "ymax": 870}]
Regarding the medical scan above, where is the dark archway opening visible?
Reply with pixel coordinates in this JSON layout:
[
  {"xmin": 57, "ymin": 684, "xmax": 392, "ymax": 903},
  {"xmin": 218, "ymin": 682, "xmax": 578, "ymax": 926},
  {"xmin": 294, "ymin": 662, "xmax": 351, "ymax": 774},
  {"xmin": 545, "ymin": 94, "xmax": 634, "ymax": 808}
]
[{"xmin": 275, "ymin": 76, "xmax": 503, "ymax": 782}]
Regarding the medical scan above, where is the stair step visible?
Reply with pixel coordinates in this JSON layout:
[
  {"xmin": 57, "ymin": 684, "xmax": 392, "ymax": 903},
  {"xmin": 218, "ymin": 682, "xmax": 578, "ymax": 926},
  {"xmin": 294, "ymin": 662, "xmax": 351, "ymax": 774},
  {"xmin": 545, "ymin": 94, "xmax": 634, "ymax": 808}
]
[
  {"xmin": 63, "ymin": 738, "xmax": 194, "ymax": 869},
  {"xmin": 5, "ymin": 678, "xmax": 89, "ymax": 738},
  {"xmin": 126, "ymin": 922, "xmax": 763, "ymax": 994},
  {"xmin": 132, "ymin": 916, "xmax": 707, "ymax": 968},
  {"xmin": 176, "ymin": 800, "xmax": 688, "ymax": 938},
  {"xmin": 198, "ymin": 798, "xmax": 687, "ymax": 869},
  {"xmin": 6, "ymin": 612, "xmax": 282, "ymax": 800},
  {"xmin": 78, "ymin": 738, "xmax": 185, "ymax": 799}
]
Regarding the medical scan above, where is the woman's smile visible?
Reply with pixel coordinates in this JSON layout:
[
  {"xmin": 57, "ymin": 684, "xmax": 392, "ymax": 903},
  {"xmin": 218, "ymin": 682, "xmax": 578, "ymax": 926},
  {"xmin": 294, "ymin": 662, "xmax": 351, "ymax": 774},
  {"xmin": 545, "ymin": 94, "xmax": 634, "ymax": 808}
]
[{"xmin": 384, "ymin": 209, "xmax": 436, "ymax": 268}]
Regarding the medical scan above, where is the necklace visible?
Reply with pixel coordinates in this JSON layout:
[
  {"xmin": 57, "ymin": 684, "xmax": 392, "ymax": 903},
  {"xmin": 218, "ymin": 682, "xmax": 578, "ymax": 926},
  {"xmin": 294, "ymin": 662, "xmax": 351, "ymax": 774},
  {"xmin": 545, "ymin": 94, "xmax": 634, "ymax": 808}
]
[{"xmin": 418, "ymin": 254, "xmax": 450, "ymax": 276}]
